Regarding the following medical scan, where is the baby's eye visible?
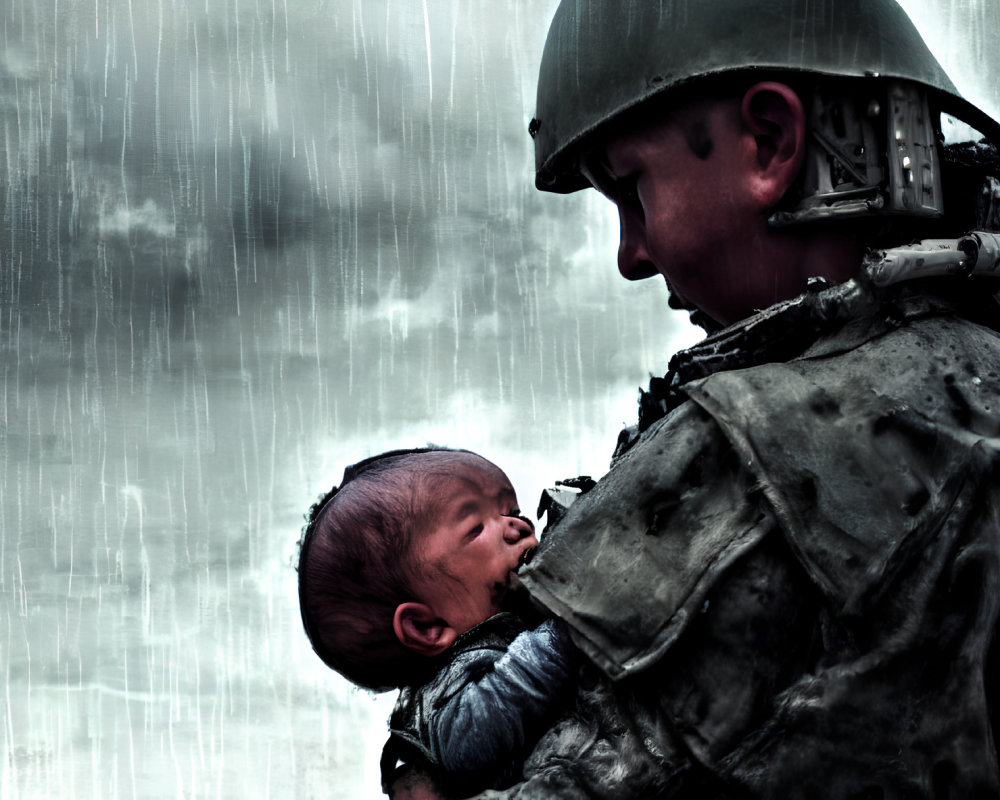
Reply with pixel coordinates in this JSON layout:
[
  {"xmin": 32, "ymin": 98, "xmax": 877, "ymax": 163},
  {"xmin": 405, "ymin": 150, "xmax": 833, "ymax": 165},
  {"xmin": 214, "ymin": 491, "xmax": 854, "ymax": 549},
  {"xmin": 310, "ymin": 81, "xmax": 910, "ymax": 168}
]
[{"xmin": 468, "ymin": 523, "xmax": 484, "ymax": 537}]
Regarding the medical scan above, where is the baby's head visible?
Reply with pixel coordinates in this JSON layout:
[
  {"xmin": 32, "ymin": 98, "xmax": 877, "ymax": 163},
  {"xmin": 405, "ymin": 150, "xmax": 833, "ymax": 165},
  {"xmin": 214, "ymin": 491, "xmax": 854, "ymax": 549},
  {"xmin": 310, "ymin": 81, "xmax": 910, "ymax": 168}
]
[{"xmin": 297, "ymin": 448, "xmax": 537, "ymax": 691}]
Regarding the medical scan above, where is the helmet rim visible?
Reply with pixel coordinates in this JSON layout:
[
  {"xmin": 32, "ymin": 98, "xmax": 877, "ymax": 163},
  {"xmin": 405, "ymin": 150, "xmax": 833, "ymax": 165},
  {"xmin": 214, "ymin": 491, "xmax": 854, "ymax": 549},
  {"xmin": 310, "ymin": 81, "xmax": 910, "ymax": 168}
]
[{"xmin": 532, "ymin": 0, "xmax": 995, "ymax": 194}]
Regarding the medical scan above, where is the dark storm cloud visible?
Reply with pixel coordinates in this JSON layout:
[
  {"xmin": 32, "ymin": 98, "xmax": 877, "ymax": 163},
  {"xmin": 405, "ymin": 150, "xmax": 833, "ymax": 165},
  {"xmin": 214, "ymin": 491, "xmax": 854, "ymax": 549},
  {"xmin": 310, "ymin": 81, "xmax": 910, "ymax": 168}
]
[{"xmin": 0, "ymin": 0, "xmax": 615, "ymax": 398}]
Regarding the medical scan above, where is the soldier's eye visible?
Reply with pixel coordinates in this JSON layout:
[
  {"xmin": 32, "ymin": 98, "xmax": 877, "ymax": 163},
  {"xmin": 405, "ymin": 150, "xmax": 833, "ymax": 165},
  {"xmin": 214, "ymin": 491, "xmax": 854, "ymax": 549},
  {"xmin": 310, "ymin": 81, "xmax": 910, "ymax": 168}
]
[{"xmin": 617, "ymin": 175, "xmax": 640, "ymax": 205}]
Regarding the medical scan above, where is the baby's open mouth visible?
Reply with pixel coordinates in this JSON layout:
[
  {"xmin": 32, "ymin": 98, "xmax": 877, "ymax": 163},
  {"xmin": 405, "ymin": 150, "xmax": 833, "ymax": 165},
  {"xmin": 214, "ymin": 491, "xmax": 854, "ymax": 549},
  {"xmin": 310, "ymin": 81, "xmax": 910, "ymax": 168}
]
[{"xmin": 517, "ymin": 546, "xmax": 537, "ymax": 568}]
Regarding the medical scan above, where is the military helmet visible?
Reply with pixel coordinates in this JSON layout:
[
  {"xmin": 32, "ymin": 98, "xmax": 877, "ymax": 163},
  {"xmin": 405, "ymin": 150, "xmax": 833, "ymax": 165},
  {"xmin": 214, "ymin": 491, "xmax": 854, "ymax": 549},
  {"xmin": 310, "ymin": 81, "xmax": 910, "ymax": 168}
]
[{"xmin": 532, "ymin": 0, "xmax": 1000, "ymax": 195}]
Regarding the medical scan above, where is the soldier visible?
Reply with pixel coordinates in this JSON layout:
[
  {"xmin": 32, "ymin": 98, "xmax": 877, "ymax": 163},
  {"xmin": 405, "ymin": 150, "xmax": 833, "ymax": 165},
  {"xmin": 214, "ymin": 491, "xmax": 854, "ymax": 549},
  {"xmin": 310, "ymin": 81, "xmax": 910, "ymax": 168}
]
[{"xmin": 395, "ymin": 0, "xmax": 1000, "ymax": 796}]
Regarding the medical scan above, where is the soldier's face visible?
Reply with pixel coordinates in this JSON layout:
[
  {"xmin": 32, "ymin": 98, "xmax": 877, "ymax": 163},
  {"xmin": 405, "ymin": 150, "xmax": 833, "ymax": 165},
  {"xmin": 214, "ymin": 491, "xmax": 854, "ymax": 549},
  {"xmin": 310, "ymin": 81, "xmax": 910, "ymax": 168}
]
[{"xmin": 586, "ymin": 99, "xmax": 769, "ymax": 327}]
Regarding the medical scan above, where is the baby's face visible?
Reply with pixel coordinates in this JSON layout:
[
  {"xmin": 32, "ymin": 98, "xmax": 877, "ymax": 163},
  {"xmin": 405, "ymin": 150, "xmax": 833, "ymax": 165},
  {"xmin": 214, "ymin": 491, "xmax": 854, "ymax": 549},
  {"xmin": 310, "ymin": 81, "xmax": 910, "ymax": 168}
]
[{"xmin": 410, "ymin": 455, "xmax": 537, "ymax": 636}]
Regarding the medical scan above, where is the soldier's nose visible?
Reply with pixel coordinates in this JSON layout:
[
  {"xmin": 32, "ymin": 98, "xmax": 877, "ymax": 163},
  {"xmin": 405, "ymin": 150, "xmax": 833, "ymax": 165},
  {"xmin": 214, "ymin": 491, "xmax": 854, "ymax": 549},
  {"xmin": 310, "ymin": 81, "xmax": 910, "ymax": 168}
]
[{"xmin": 618, "ymin": 206, "xmax": 658, "ymax": 280}]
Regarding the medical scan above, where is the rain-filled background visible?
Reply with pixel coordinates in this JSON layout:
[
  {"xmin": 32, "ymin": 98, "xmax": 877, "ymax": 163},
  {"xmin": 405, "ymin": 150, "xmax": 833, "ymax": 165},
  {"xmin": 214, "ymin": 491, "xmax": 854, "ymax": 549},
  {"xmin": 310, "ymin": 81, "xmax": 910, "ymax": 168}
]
[{"xmin": 2, "ymin": 1, "xmax": 999, "ymax": 798}]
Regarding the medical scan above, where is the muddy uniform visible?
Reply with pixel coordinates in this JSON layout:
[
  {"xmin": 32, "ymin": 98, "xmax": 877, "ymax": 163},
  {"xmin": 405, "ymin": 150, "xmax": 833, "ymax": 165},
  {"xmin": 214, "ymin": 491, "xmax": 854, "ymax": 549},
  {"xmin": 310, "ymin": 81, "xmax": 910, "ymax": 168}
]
[{"xmin": 491, "ymin": 275, "xmax": 1000, "ymax": 799}]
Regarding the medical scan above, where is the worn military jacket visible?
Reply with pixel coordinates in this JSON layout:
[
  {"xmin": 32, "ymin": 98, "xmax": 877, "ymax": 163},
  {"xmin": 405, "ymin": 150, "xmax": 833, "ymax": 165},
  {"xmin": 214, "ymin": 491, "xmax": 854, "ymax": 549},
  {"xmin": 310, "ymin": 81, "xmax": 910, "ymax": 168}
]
[{"xmin": 485, "ymin": 277, "xmax": 1000, "ymax": 799}]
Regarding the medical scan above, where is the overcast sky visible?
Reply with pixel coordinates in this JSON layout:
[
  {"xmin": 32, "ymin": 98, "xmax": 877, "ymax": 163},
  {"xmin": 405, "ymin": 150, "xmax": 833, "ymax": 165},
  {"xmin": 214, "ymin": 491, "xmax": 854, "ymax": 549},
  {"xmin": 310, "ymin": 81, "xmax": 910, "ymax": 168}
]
[{"xmin": 2, "ymin": 1, "xmax": 999, "ymax": 797}]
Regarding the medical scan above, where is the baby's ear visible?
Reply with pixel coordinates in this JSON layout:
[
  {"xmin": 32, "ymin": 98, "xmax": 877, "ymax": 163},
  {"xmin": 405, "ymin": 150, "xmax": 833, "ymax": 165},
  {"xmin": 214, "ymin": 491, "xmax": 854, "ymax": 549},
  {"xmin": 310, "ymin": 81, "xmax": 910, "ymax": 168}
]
[{"xmin": 393, "ymin": 602, "xmax": 456, "ymax": 657}]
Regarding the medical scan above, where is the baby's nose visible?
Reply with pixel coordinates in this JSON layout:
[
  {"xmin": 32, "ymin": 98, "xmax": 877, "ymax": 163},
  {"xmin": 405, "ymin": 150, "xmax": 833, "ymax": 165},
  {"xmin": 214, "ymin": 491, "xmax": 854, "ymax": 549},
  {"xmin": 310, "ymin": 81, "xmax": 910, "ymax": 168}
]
[{"xmin": 503, "ymin": 515, "xmax": 535, "ymax": 543}]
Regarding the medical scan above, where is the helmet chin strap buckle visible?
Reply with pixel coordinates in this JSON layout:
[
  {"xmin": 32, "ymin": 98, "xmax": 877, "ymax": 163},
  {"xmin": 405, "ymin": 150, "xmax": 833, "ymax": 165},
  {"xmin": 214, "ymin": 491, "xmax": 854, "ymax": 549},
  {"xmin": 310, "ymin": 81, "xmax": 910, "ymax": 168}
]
[{"xmin": 769, "ymin": 80, "xmax": 944, "ymax": 228}]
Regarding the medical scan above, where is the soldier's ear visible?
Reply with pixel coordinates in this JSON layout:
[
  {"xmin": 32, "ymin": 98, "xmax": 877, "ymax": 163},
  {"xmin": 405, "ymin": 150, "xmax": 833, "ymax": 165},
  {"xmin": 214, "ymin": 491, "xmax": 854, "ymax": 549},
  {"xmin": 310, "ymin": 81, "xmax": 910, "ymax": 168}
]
[
  {"xmin": 740, "ymin": 81, "xmax": 806, "ymax": 210},
  {"xmin": 393, "ymin": 602, "xmax": 457, "ymax": 657}
]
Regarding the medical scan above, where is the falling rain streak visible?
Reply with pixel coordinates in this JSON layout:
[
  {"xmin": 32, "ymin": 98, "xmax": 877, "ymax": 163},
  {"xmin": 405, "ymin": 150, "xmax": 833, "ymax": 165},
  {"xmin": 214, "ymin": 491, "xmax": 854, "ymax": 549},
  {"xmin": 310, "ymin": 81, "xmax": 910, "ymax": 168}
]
[{"xmin": 1, "ymin": 1, "xmax": 998, "ymax": 798}]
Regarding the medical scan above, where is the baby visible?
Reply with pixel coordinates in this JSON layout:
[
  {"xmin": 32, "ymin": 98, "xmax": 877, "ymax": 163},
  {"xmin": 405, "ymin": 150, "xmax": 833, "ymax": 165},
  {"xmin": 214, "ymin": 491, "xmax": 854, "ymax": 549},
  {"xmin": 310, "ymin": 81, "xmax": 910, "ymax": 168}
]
[{"xmin": 296, "ymin": 447, "xmax": 575, "ymax": 796}]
